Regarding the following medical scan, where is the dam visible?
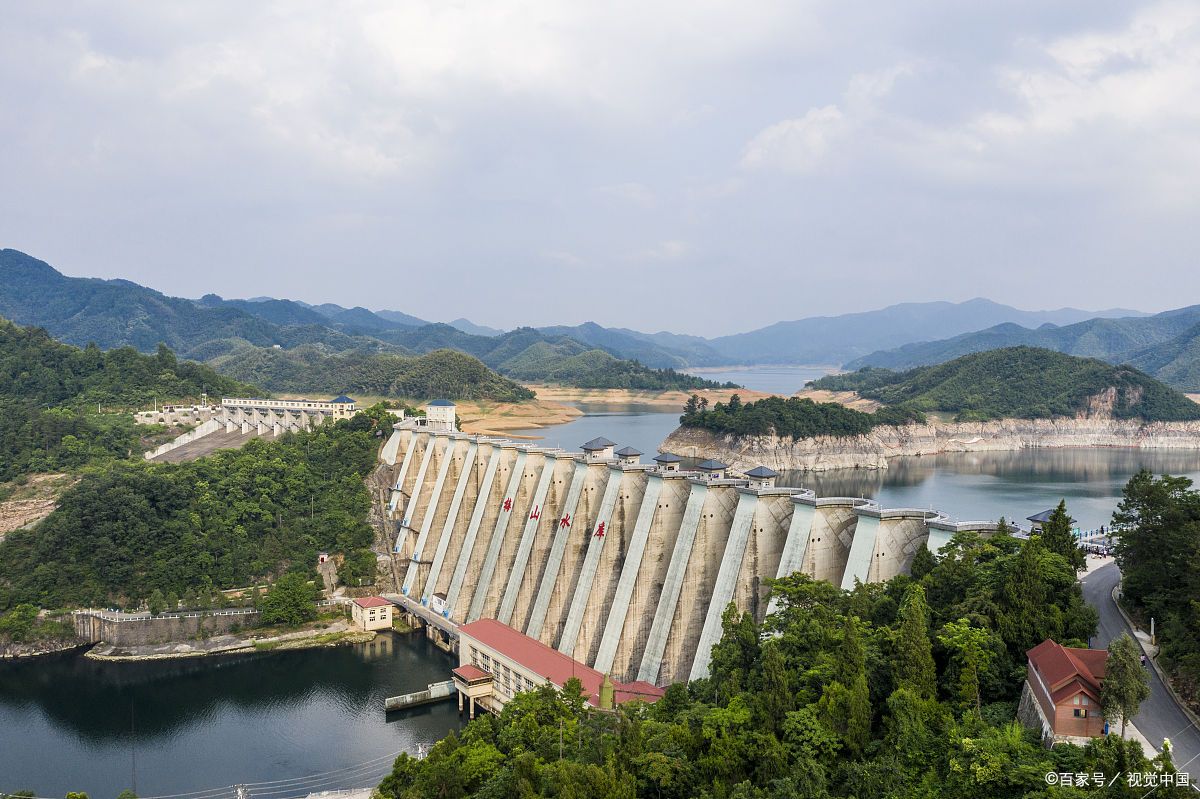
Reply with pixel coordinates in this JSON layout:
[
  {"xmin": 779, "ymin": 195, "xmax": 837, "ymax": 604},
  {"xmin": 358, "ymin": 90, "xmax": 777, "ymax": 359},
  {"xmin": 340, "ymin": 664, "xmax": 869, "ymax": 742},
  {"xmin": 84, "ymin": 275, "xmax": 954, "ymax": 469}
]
[{"xmin": 378, "ymin": 412, "xmax": 999, "ymax": 687}]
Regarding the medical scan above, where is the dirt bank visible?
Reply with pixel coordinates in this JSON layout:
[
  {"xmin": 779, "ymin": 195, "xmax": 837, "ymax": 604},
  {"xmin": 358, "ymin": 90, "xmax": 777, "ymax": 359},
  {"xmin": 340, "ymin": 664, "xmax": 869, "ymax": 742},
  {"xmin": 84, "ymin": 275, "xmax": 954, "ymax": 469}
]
[{"xmin": 0, "ymin": 473, "xmax": 78, "ymax": 539}]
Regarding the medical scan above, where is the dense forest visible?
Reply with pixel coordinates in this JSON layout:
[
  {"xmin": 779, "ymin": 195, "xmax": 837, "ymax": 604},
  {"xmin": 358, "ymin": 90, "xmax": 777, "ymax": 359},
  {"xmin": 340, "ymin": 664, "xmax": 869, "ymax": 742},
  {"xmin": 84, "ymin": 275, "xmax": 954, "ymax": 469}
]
[
  {"xmin": 205, "ymin": 345, "xmax": 536, "ymax": 402},
  {"xmin": 1112, "ymin": 471, "xmax": 1200, "ymax": 709},
  {"xmin": 809, "ymin": 347, "xmax": 1200, "ymax": 423},
  {"xmin": 503, "ymin": 348, "xmax": 733, "ymax": 391},
  {"xmin": 0, "ymin": 406, "xmax": 395, "ymax": 610},
  {"xmin": 0, "ymin": 319, "xmax": 256, "ymax": 481},
  {"xmin": 678, "ymin": 393, "xmax": 925, "ymax": 439},
  {"xmin": 375, "ymin": 521, "xmax": 1182, "ymax": 798}
]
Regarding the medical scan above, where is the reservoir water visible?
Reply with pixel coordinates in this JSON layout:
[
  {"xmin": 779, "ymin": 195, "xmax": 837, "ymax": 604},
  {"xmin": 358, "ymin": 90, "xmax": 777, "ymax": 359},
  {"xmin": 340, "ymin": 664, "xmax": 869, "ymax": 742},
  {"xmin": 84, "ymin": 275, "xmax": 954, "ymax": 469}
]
[
  {"xmin": 0, "ymin": 632, "xmax": 460, "ymax": 798},
  {"xmin": 7, "ymin": 407, "xmax": 1200, "ymax": 796},
  {"xmin": 684, "ymin": 364, "xmax": 834, "ymax": 395}
]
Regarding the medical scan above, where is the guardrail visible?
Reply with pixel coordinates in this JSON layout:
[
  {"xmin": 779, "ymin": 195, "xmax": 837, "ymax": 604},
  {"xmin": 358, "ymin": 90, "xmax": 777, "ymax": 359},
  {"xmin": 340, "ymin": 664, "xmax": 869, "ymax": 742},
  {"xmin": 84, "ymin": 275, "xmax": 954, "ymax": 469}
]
[{"xmin": 74, "ymin": 599, "xmax": 345, "ymax": 622}]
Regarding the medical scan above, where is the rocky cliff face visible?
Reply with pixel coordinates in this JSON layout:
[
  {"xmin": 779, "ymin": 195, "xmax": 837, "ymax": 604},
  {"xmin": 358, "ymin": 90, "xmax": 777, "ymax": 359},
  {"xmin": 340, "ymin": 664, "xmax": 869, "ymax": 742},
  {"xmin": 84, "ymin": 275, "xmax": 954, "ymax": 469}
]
[{"xmin": 662, "ymin": 418, "xmax": 1200, "ymax": 472}]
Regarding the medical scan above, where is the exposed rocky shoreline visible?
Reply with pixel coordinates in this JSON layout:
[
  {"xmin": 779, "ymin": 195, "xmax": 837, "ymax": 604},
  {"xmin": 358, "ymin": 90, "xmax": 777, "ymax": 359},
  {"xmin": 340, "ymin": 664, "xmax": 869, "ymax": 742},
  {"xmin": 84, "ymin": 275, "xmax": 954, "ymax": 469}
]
[
  {"xmin": 85, "ymin": 622, "xmax": 376, "ymax": 661},
  {"xmin": 0, "ymin": 637, "xmax": 88, "ymax": 659},
  {"xmin": 661, "ymin": 418, "xmax": 1200, "ymax": 472}
]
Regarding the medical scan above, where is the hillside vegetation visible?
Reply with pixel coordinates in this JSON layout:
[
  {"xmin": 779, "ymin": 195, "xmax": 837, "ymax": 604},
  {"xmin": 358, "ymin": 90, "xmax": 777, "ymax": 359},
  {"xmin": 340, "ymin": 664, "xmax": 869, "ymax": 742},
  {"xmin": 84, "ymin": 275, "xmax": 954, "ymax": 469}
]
[
  {"xmin": 205, "ymin": 344, "xmax": 536, "ymax": 402},
  {"xmin": 0, "ymin": 318, "xmax": 256, "ymax": 480},
  {"xmin": 0, "ymin": 407, "xmax": 395, "ymax": 609},
  {"xmin": 813, "ymin": 347, "xmax": 1200, "ymax": 423},
  {"xmin": 848, "ymin": 306, "xmax": 1200, "ymax": 389},
  {"xmin": 679, "ymin": 393, "xmax": 924, "ymax": 439}
]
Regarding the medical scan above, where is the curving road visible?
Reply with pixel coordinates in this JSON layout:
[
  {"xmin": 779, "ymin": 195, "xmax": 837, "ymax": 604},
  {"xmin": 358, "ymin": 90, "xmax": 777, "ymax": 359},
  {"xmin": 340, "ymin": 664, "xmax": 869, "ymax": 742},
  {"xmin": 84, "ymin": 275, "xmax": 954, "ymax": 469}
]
[{"xmin": 1082, "ymin": 561, "xmax": 1200, "ymax": 772}]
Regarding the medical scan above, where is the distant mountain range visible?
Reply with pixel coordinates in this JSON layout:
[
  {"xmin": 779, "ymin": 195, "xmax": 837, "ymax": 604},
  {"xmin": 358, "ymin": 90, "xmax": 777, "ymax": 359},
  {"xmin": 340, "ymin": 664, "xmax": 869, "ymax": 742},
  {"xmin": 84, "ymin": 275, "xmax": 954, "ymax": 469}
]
[
  {"xmin": 847, "ymin": 306, "xmax": 1200, "ymax": 391},
  {"xmin": 0, "ymin": 249, "xmax": 727, "ymax": 393},
  {"xmin": 8, "ymin": 247, "xmax": 1190, "ymax": 394}
]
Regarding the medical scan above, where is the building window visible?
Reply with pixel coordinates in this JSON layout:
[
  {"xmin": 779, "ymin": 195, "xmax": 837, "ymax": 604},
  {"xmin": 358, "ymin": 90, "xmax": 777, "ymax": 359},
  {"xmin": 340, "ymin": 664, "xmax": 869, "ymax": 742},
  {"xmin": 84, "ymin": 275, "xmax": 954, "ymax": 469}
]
[{"xmin": 1074, "ymin": 708, "xmax": 1088, "ymax": 718}]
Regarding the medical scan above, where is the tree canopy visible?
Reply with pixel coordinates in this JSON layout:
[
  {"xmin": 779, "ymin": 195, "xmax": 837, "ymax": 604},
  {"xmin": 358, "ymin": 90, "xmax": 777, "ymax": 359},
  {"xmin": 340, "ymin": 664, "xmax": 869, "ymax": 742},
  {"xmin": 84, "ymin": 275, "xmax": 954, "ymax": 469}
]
[
  {"xmin": 0, "ymin": 406, "xmax": 396, "ymax": 610},
  {"xmin": 810, "ymin": 347, "xmax": 1200, "ymax": 423}
]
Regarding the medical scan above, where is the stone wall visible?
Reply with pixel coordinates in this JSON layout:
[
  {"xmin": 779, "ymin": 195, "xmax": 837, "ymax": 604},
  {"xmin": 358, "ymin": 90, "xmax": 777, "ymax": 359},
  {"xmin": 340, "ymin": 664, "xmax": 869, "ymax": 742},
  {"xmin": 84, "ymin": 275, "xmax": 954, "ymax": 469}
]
[
  {"xmin": 74, "ymin": 609, "xmax": 261, "ymax": 646},
  {"xmin": 662, "ymin": 418, "xmax": 1200, "ymax": 472}
]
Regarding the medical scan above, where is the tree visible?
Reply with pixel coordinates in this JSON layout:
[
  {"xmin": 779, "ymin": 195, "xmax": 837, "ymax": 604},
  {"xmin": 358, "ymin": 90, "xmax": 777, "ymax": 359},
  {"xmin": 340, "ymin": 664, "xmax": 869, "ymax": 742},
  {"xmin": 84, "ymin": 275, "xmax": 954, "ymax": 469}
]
[
  {"xmin": 938, "ymin": 617, "xmax": 992, "ymax": 714},
  {"xmin": 818, "ymin": 615, "xmax": 871, "ymax": 754},
  {"xmin": 910, "ymin": 543, "xmax": 936, "ymax": 580},
  {"xmin": 0, "ymin": 604, "xmax": 39, "ymax": 642},
  {"xmin": 1102, "ymin": 633, "xmax": 1150, "ymax": 739},
  {"xmin": 894, "ymin": 585, "xmax": 937, "ymax": 699},
  {"xmin": 259, "ymin": 573, "xmax": 318, "ymax": 626},
  {"xmin": 147, "ymin": 589, "xmax": 166, "ymax": 616},
  {"xmin": 1040, "ymin": 499, "xmax": 1085, "ymax": 571}
]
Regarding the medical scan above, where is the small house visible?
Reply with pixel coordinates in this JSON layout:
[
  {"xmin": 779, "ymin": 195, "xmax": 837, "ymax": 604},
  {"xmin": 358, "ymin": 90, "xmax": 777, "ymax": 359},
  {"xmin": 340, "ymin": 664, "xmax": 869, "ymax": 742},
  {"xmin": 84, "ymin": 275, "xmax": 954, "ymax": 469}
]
[
  {"xmin": 1024, "ymin": 638, "xmax": 1108, "ymax": 741},
  {"xmin": 580, "ymin": 437, "xmax": 616, "ymax": 462},
  {"xmin": 1027, "ymin": 508, "xmax": 1075, "ymax": 534},
  {"xmin": 351, "ymin": 596, "xmax": 393, "ymax": 631},
  {"xmin": 695, "ymin": 459, "xmax": 729, "ymax": 480},
  {"xmin": 615, "ymin": 446, "xmax": 642, "ymax": 466},
  {"xmin": 744, "ymin": 465, "xmax": 778, "ymax": 489},
  {"xmin": 653, "ymin": 452, "xmax": 682, "ymax": 472},
  {"xmin": 425, "ymin": 399, "xmax": 457, "ymax": 431}
]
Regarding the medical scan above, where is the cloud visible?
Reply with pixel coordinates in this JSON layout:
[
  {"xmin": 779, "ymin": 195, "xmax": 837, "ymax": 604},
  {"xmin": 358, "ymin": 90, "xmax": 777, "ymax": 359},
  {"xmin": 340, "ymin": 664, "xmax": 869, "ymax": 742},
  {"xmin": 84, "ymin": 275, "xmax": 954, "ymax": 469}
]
[
  {"xmin": 633, "ymin": 240, "xmax": 693, "ymax": 262},
  {"xmin": 740, "ymin": 106, "xmax": 846, "ymax": 174},
  {"xmin": 1, "ymin": 2, "xmax": 1198, "ymax": 333}
]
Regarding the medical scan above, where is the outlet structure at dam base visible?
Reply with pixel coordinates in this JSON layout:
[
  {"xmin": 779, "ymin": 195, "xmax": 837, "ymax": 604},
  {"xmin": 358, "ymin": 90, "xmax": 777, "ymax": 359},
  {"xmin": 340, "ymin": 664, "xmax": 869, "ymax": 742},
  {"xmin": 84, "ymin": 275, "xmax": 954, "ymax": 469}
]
[{"xmin": 378, "ymin": 419, "xmax": 999, "ymax": 688}]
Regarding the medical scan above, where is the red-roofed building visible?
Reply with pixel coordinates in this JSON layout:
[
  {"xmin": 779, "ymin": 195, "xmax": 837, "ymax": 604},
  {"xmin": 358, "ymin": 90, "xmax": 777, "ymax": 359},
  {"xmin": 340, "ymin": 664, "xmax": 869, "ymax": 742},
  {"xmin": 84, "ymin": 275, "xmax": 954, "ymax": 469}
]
[
  {"xmin": 351, "ymin": 596, "xmax": 393, "ymax": 631},
  {"xmin": 454, "ymin": 619, "xmax": 664, "ymax": 717},
  {"xmin": 1024, "ymin": 638, "xmax": 1108, "ymax": 741}
]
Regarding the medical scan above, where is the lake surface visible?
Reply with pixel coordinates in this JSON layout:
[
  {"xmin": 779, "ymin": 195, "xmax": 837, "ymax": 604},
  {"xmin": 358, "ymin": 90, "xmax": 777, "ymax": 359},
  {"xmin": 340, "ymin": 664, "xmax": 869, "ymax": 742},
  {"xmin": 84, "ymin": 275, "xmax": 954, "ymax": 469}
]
[
  {"xmin": 684, "ymin": 364, "xmax": 835, "ymax": 394},
  {"xmin": 9, "ymin": 408, "xmax": 1200, "ymax": 795},
  {"xmin": 0, "ymin": 632, "xmax": 460, "ymax": 798},
  {"xmin": 508, "ymin": 402, "xmax": 681, "ymax": 458}
]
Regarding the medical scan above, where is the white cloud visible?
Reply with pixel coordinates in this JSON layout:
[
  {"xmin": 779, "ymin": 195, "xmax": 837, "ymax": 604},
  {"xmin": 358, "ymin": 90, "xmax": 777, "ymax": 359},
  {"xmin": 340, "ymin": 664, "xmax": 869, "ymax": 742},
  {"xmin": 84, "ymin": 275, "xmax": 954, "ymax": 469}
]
[{"xmin": 740, "ymin": 105, "xmax": 846, "ymax": 173}]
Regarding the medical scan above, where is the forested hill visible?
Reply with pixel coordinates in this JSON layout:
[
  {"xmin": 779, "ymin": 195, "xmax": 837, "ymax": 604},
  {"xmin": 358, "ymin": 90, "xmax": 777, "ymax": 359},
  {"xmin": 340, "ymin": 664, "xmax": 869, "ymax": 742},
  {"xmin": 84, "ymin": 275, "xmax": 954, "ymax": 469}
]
[
  {"xmin": 0, "ymin": 408, "xmax": 396, "ymax": 609},
  {"xmin": 846, "ymin": 305, "xmax": 1200, "ymax": 388},
  {"xmin": 0, "ymin": 318, "xmax": 257, "ymax": 480},
  {"xmin": 205, "ymin": 345, "xmax": 536, "ymax": 402},
  {"xmin": 810, "ymin": 347, "xmax": 1200, "ymax": 423},
  {"xmin": 0, "ymin": 249, "xmax": 726, "ymax": 392}
]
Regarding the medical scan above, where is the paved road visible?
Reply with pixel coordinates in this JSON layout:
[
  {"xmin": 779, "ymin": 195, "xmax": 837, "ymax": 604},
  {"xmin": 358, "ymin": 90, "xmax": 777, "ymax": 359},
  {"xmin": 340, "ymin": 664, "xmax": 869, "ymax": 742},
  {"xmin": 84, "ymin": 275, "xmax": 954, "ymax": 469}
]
[{"xmin": 1082, "ymin": 561, "xmax": 1200, "ymax": 771}]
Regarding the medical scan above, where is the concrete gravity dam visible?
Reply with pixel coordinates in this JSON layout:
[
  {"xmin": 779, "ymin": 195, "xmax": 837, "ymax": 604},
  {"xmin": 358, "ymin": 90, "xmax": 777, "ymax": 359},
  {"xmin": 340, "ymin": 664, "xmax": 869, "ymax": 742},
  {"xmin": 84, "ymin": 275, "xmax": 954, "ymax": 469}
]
[{"xmin": 377, "ymin": 417, "xmax": 999, "ymax": 688}]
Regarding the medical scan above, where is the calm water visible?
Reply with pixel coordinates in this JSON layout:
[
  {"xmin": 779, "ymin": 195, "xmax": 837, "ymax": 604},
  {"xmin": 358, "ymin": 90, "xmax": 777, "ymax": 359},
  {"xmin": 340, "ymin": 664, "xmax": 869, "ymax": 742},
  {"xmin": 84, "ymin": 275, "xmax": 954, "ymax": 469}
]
[
  {"xmin": 684, "ymin": 364, "xmax": 835, "ymax": 394},
  {"xmin": 0, "ymin": 632, "xmax": 461, "ymax": 797},
  {"xmin": 508, "ymin": 402, "xmax": 681, "ymax": 458},
  {"xmin": 8, "ymin": 410, "xmax": 1200, "ymax": 795}
]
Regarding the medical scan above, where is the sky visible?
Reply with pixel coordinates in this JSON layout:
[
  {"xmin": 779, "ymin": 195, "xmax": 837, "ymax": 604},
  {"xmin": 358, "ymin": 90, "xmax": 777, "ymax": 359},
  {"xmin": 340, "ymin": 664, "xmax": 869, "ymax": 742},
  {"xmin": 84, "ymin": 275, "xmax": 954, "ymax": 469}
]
[{"xmin": 1, "ymin": 1, "xmax": 1197, "ymax": 336}]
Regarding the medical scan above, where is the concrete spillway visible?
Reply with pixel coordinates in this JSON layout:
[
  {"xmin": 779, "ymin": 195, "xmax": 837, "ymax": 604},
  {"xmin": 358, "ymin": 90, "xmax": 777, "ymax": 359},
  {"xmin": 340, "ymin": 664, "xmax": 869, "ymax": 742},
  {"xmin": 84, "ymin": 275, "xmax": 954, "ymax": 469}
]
[{"xmin": 379, "ymin": 426, "xmax": 998, "ymax": 687}]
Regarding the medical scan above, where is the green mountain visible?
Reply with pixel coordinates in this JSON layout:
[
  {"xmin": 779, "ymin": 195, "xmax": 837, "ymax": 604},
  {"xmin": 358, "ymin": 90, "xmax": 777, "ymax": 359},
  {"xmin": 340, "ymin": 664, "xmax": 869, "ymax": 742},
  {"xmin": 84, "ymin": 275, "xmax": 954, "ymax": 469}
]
[
  {"xmin": 812, "ymin": 347, "xmax": 1200, "ymax": 422},
  {"xmin": 0, "ymin": 250, "xmax": 721, "ymax": 392},
  {"xmin": 0, "ymin": 318, "xmax": 257, "ymax": 481},
  {"xmin": 847, "ymin": 306, "xmax": 1200, "ymax": 377},
  {"xmin": 205, "ymin": 344, "xmax": 535, "ymax": 402},
  {"xmin": 1126, "ymin": 322, "xmax": 1200, "ymax": 391}
]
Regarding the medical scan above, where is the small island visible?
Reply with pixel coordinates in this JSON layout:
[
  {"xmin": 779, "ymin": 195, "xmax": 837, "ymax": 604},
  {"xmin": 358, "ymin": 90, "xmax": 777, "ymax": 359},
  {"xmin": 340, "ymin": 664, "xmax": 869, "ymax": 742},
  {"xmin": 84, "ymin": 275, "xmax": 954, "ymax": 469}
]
[{"xmin": 663, "ymin": 347, "xmax": 1200, "ymax": 472}]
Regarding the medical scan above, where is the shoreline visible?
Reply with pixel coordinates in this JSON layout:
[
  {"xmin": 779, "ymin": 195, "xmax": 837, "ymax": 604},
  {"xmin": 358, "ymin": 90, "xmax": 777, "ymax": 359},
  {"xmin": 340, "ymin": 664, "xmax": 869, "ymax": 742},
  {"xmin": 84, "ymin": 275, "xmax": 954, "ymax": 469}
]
[
  {"xmin": 456, "ymin": 385, "xmax": 789, "ymax": 437},
  {"xmin": 662, "ymin": 417, "xmax": 1200, "ymax": 472},
  {"xmin": 84, "ymin": 625, "xmax": 377, "ymax": 662}
]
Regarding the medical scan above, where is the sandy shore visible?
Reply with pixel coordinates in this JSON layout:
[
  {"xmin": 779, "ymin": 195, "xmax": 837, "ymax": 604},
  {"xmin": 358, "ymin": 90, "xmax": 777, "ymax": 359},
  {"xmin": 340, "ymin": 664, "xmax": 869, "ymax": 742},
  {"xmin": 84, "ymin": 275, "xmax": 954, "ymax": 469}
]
[{"xmin": 454, "ymin": 385, "xmax": 796, "ymax": 437}]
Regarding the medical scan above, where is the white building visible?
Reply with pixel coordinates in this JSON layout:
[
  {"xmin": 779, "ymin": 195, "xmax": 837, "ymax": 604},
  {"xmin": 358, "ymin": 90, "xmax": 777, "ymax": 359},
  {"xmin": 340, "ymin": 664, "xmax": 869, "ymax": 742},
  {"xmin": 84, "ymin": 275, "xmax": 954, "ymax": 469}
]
[{"xmin": 424, "ymin": 399, "xmax": 457, "ymax": 431}]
